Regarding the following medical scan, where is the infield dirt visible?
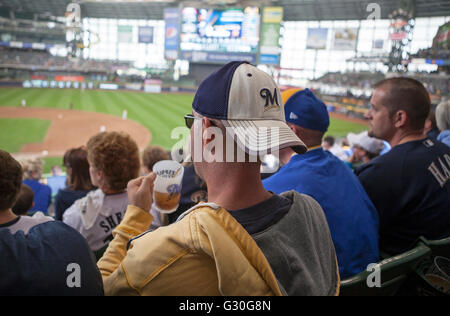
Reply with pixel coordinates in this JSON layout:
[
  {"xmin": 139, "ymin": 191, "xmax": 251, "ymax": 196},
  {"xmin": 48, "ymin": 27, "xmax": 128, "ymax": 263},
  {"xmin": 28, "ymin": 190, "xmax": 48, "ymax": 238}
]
[{"xmin": 1, "ymin": 107, "xmax": 151, "ymax": 158}]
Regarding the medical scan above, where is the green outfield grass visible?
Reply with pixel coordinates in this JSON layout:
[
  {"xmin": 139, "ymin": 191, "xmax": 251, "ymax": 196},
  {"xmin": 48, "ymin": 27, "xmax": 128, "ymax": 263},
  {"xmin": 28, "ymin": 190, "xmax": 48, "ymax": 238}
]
[
  {"xmin": 0, "ymin": 118, "xmax": 51, "ymax": 153},
  {"xmin": 0, "ymin": 88, "xmax": 368, "ymax": 172},
  {"xmin": 0, "ymin": 88, "xmax": 193, "ymax": 149},
  {"xmin": 327, "ymin": 118, "xmax": 368, "ymax": 138}
]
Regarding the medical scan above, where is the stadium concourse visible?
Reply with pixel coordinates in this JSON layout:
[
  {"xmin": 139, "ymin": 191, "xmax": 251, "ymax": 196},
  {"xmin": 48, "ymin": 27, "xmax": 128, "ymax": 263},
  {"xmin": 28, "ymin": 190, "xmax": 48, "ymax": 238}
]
[{"xmin": 0, "ymin": 0, "xmax": 449, "ymax": 299}]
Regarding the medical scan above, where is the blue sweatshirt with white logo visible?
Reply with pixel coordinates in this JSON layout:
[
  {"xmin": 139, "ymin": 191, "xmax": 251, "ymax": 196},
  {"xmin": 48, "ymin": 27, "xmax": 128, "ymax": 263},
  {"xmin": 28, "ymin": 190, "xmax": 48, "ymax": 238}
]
[{"xmin": 0, "ymin": 217, "xmax": 104, "ymax": 296}]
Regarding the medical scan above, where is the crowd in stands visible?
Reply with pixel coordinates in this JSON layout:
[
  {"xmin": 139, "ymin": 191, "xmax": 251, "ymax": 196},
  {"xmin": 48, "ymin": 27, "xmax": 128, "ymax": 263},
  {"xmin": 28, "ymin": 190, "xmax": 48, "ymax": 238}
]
[
  {"xmin": 315, "ymin": 71, "xmax": 385, "ymax": 90},
  {"xmin": 314, "ymin": 71, "xmax": 449, "ymax": 100},
  {"xmin": 0, "ymin": 61, "xmax": 449, "ymax": 296},
  {"xmin": 0, "ymin": 48, "xmax": 129, "ymax": 73},
  {"xmin": 413, "ymin": 48, "xmax": 450, "ymax": 61},
  {"xmin": 407, "ymin": 73, "xmax": 449, "ymax": 97}
]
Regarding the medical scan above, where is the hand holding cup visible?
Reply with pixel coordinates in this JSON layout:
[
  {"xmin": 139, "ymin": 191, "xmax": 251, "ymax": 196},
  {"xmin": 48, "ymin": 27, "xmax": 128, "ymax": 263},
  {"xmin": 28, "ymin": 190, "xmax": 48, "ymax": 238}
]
[{"xmin": 127, "ymin": 173, "xmax": 157, "ymax": 212}]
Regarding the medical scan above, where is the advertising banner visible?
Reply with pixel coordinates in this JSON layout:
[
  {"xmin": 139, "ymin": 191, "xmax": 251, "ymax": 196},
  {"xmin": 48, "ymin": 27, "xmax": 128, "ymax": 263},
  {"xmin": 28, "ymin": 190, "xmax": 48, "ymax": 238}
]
[
  {"xmin": 332, "ymin": 28, "xmax": 358, "ymax": 50},
  {"xmin": 144, "ymin": 79, "xmax": 162, "ymax": 93},
  {"xmin": 306, "ymin": 28, "xmax": 328, "ymax": 50},
  {"xmin": 259, "ymin": 7, "xmax": 283, "ymax": 65},
  {"xmin": 180, "ymin": 51, "xmax": 257, "ymax": 64},
  {"xmin": 164, "ymin": 8, "xmax": 180, "ymax": 60},
  {"xmin": 99, "ymin": 83, "xmax": 119, "ymax": 90},
  {"xmin": 138, "ymin": 26, "xmax": 154, "ymax": 44},
  {"xmin": 389, "ymin": 31, "xmax": 406, "ymax": 41},
  {"xmin": 372, "ymin": 39, "xmax": 384, "ymax": 50},
  {"xmin": 55, "ymin": 76, "xmax": 85, "ymax": 82},
  {"xmin": 118, "ymin": 25, "xmax": 133, "ymax": 43}
]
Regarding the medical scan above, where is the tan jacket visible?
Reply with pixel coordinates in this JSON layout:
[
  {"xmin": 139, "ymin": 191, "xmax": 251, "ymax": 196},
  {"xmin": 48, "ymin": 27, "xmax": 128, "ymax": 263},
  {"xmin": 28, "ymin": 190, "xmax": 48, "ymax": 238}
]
[{"xmin": 97, "ymin": 203, "xmax": 283, "ymax": 296}]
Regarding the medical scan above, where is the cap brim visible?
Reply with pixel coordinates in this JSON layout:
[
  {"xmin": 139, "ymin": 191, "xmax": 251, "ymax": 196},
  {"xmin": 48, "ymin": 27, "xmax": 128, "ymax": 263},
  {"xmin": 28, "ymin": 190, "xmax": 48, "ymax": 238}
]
[
  {"xmin": 347, "ymin": 133, "xmax": 359, "ymax": 146},
  {"xmin": 222, "ymin": 119, "xmax": 307, "ymax": 156}
]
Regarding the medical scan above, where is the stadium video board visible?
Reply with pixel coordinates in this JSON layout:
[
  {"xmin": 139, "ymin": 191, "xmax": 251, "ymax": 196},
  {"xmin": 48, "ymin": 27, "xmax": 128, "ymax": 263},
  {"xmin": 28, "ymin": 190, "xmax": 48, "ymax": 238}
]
[{"xmin": 179, "ymin": 7, "xmax": 260, "ymax": 64}]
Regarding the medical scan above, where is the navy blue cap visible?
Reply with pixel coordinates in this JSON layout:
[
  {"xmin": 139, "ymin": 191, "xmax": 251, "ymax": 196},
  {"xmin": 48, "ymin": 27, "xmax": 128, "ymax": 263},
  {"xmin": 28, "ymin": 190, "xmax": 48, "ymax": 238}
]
[
  {"xmin": 284, "ymin": 89, "xmax": 330, "ymax": 132},
  {"xmin": 191, "ymin": 61, "xmax": 308, "ymax": 155},
  {"xmin": 193, "ymin": 61, "xmax": 247, "ymax": 119}
]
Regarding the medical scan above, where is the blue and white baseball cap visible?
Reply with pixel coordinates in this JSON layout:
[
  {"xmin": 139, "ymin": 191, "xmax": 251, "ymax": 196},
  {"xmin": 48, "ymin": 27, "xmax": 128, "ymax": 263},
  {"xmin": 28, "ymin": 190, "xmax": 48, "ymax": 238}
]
[
  {"xmin": 284, "ymin": 89, "xmax": 330, "ymax": 133},
  {"xmin": 193, "ymin": 61, "xmax": 307, "ymax": 156}
]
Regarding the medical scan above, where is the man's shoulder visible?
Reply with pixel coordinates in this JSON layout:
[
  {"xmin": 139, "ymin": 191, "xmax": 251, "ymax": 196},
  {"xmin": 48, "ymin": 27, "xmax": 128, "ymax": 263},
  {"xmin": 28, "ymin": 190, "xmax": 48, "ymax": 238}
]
[
  {"xmin": 62, "ymin": 196, "xmax": 86, "ymax": 225},
  {"xmin": 263, "ymin": 155, "xmax": 318, "ymax": 187},
  {"xmin": 0, "ymin": 220, "xmax": 103, "ymax": 296},
  {"xmin": 279, "ymin": 191, "xmax": 328, "ymax": 224},
  {"xmin": 5, "ymin": 214, "xmax": 53, "ymax": 235},
  {"xmin": 63, "ymin": 189, "xmax": 100, "ymax": 217},
  {"xmin": 1, "ymin": 220, "xmax": 84, "ymax": 242},
  {"xmin": 355, "ymin": 148, "xmax": 399, "ymax": 177}
]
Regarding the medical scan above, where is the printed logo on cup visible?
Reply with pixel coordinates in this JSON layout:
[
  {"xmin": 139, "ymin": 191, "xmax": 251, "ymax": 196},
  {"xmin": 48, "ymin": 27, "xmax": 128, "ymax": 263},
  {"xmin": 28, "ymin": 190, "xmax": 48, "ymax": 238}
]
[{"xmin": 167, "ymin": 184, "xmax": 181, "ymax": 196}]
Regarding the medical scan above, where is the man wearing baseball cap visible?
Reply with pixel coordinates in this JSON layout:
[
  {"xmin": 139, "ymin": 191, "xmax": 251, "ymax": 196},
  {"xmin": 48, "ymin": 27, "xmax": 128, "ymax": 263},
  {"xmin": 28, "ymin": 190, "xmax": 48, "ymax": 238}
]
[
  {"xmin": 97, "ymin": 62, "xmax": 339, "ymax": 296},
  {"xmin": 263, "ymin": 89, "xmax": 380, "ymax": 279},
  {"xmin": 347, "ymin": 131, "xmax": 385, "ymax": 169}
]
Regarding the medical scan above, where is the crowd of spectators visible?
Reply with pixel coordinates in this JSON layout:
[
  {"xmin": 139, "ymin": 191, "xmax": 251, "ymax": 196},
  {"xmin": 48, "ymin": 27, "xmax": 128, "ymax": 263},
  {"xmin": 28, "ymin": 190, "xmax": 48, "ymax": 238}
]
[
  {"xmin": 315, "ymin": 71, "xmax": 385, "ymax": 90},
  {"xmin": 0, "ymin": 61, "xmax": 449, "ymax": 296},
  {"xmin": 0, "ymin": 48, "xmax": 129, "ymax": 73},
  {"xmin": 413, "ymin": 48, "xmax": 450, "ymax": 61}
]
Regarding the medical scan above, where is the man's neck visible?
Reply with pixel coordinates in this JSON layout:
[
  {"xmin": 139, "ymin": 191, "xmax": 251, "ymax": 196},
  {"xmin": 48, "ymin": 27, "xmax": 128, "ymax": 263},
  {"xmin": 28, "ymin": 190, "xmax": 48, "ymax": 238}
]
[
  {"xmin": 389, "ymin": 130, "xmax": 426, "ymax": 147},
  {"xmin": 279, "ymin": 148, "xmax": 295, "ymax": 165},
  {"xmin": 205, "ymin": 163, "xmax": 273, "ymax": 211},
  {"xmin": 0, "ymin": 209, "xmax": 19, "ymax": 225}
]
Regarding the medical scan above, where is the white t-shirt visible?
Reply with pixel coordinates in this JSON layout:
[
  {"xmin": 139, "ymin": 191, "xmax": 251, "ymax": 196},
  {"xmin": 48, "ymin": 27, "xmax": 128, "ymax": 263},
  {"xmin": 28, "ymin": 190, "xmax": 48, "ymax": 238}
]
[
  {"xmin": 328, "ymin": 144, "xmax": 349, "ymax": 161},
  {"xmin": 63, "ymin": 189, "xmax": 128, "ymax": 252},
  {"xmin": 1, "ymin": 212, "xmax": 53, "ymax": 235}
]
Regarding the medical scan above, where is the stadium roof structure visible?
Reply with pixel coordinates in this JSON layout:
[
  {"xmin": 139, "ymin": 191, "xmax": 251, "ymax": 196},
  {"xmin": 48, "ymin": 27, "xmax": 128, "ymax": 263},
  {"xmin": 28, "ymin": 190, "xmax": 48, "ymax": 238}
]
[{"xmin": 0, "ymin": 0, "xmax": 449, "ymax": 21}]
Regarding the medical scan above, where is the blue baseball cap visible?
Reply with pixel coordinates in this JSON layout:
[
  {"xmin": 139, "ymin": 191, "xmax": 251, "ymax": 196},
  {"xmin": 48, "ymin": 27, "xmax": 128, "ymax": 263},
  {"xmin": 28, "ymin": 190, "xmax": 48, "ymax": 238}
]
[
  {"xmin": 192, "ymin": 61, "xmax": 307, "ymax": 155},
  {"xmin": 284, "ymin": 89, "xmax": 330, "ymax": 133}
]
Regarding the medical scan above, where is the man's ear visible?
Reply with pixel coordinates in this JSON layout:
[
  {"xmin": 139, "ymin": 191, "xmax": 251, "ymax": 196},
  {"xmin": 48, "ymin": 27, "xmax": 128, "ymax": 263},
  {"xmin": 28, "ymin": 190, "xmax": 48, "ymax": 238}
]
[
  {"xmin": 95, "ymin": 169, "xmax": 104, "ymax": 187},
  {"xmin": 202, "ymin": 117, "xmax": 215, "ymax": 128},
  {"xmin": 393, "ymin": 110, "xmax": 408, "ymax": 128},
  {"xmin": 289, "ymin": 123, "xmax": 299, "ymax": 136},
  {"xmin": 424, "ymin": 119, "xmax": 432, "ymax": 131},
  {"xmin": 202, "ymin": 118, "xmax": 218, "ymax": 146}
]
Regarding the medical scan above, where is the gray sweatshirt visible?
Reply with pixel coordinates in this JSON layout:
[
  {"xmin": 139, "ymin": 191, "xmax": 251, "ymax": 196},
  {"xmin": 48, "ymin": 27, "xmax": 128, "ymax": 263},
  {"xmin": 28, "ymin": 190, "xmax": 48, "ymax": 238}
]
[{"xmin": 252, "ymin": 191, "xmax": 340, "ymax": 296}]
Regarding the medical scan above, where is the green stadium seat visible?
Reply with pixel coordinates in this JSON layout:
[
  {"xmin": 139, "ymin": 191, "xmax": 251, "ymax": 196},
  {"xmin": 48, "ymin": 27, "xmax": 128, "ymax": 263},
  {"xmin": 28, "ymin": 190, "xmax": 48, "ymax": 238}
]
[
  {"xmin": 340, "ymin": 243, "xmax": 432, "ymax": 296},
  {"xmin": 416, "ymin": 236, "xmax": 450, "ymax": 258}
]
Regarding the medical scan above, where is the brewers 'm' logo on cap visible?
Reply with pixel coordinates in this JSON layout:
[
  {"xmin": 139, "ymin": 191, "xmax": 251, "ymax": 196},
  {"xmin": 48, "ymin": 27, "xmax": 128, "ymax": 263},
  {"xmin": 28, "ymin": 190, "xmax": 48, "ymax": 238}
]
[
  {"xmin": 193, "ymin": 61, "xmax": 307, "ymax": 156},
  {"xmin": 260, "ymin": 88, "xmax": 280, "ymax": 111}
]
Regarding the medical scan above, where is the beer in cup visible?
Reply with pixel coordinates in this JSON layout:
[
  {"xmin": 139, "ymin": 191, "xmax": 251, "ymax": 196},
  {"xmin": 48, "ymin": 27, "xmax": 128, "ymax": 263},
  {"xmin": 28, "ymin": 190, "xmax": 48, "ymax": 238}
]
[{"xmin": 152, "ymin": 160, "xmax": 184, "ymax": 214}]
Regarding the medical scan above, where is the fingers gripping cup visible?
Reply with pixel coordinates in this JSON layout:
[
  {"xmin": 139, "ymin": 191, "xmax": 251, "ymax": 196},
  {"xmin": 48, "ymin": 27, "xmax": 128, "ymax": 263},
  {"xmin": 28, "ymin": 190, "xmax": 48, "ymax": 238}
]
[{"xmin": 152, "ymin": 160, "xmax": 184, "ymax": 214}]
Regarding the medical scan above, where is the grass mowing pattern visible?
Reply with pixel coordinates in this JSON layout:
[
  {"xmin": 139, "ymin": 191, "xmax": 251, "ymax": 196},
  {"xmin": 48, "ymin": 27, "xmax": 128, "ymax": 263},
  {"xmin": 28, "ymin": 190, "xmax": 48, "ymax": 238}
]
[
  {"xmin": 0, "ymin": 88, "xmax": 193, "ymax": 149},
  {"xmin": 0, "ymin": 118, "xmax": 51, "ymax": 153},
  {"xmin": 327, "ymin": 118, "xmax": 368, "ymax": 138},
  {"xmin": 1, "ymin": 88, "xmax": 369, "ymax": 172}
]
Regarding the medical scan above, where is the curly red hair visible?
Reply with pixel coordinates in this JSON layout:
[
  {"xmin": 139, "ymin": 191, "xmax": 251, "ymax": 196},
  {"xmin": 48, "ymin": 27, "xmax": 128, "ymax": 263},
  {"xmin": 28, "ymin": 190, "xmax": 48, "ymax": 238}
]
[{"xmin": 87, "ymin": 132, "xmax": 140, "ymax": 192}]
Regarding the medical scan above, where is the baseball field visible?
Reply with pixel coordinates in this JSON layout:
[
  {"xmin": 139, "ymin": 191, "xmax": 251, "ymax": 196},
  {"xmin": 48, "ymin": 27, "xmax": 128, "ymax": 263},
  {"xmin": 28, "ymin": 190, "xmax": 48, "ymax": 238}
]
[{"xmin": 0, "ymin": 88, "xmax": 369, "ymax": 173}]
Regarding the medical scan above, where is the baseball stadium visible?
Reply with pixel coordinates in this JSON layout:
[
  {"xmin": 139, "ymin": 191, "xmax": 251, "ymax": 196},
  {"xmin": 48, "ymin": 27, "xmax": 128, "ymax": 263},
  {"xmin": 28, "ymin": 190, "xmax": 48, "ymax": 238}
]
[{"xmin": 0, "ymin": 0, "xmax": 449, "ymax": 298}]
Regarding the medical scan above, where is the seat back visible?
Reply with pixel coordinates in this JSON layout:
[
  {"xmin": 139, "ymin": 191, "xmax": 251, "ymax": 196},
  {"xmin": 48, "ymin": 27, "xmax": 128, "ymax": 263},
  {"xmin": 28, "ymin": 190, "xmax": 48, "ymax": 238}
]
[
  {"xmin": 340, "ymin": 244, "xmax": 432, "ymax": 296},
  {"xmin": 418, "ymin": 236, "xmax": 450, "ymax": 258}
]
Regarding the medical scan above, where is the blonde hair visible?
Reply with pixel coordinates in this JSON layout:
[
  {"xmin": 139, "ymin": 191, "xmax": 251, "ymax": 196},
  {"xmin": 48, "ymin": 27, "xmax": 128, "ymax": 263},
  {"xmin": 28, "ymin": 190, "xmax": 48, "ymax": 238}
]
[{"xmin": 20, "ymin": 158, "xmax": 44, "ymax": 180}]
